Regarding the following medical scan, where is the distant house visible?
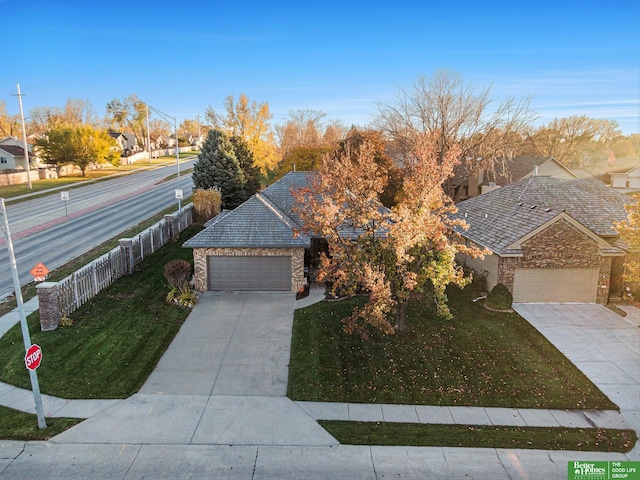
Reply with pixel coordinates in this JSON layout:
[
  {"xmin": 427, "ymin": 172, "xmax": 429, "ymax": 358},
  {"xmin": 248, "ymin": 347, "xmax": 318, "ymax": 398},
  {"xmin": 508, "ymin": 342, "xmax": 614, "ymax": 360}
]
[
  {"xmin": 610, "ymin": 164, "xmax": 640, "ymax": 192},
  {"xmin": 453, "ymin": 156, "xmax": 579, "ymax": 201},
  {"xmin": 0, "ymin": 144, "xmax": 30, "ymax": 170},
  {"xmin": 108, "ymin": 132, "xmax": 139, "ymax": 156},
  {"xmin": 451, "ymin": 175, "xmax": 630, "ymax": 304}
]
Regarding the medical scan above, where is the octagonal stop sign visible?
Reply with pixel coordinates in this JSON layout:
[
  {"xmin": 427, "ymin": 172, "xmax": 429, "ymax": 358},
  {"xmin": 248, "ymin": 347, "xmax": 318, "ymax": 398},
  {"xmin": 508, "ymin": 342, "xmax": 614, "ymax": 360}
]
[{"xmin": 25, "ymin": 344, "xmax": 42, "ymax": 371}]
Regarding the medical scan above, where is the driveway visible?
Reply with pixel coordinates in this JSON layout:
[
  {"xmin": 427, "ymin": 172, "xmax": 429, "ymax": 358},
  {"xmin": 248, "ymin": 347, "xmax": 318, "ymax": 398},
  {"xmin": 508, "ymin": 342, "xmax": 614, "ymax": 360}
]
[
  {"xmin": 513, "ymin": 303, "xmax": 640, "ymax": 458},
  {"xmin": 52, "ymin": 292, "xmax": 337, "ymax": 446}
]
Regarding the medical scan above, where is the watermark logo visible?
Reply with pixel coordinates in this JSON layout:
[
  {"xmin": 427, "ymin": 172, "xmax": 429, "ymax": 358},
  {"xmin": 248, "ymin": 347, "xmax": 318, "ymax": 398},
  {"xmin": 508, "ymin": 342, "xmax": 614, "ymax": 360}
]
[{"xmin": 568, "ymin": 461, "xmax": 640, "ymax": 480}]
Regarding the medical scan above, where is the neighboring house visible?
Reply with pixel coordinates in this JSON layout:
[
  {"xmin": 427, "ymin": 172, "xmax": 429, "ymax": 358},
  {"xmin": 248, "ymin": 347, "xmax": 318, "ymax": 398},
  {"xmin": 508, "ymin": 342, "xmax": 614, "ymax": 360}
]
[
  {"xmin": 451, "ymin": 175, "xmax": 630, "ymax": 304},
  {"xmin": 453, "ymin": 156, "xmax": 579, "ymax": 201},
  {"xmin": 108, "ymin": 132, "xmax": 139, "ymax": 155},
  {"xmin": 0, "ymin": 145, "xmax": 30, "ymax": 170},
  {"xmin": 184, "ymin": 172, "xmax": 316, "ymax": 293},
  {"xmin": 610, "ymin": 164, "xmax": 640, "ymax": 191}
]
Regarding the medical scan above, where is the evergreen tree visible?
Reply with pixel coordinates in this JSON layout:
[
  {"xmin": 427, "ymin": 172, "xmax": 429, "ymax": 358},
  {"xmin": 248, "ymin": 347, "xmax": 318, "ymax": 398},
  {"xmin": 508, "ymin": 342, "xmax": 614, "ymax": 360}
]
[
  {"xmin": 230, "ymin": 135, "xmax": 261, "ymax": 199},
  {"xmin": 193, "ymin": 130, "xmax": 246, "ymax": 209}
]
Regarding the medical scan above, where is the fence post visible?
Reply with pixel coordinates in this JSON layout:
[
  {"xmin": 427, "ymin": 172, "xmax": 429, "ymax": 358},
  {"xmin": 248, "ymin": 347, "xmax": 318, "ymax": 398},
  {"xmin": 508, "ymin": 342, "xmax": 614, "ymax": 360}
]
[
  {"xmin": 164, "ymin": 214, "xmax": 176, "ymax": 240},
  {"xmin": 37, "ymin": 282, "xmax": 61, "ymax": 331},
  {"xmin": 119, "ymin": 238, "xmax": 135, "ymax": 273}
]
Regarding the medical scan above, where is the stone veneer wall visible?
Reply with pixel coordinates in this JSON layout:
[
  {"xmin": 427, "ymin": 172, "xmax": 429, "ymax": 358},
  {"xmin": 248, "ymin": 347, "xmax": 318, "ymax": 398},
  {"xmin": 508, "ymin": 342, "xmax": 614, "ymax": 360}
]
[
  {"xmin": 192, "ymin": 247, "xmax": 305, "ymax": 293},
  {"xmin": 496, "ymin": 218, "xmax": 612, "ymax": 304}
]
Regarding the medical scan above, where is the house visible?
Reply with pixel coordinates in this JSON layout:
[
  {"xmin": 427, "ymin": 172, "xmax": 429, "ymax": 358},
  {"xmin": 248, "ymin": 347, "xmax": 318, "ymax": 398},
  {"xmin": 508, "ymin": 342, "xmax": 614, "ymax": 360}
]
[
  {"xmin": 453, "ymin": 156, "xmax": 579, "ymax": 201},
  {"xmin": 451, "ymin": 175, "xmax": 630, "ymax": 303},
  {"xmin": 184, "ymin": 172, "xmax": 316, "ymax": 292},
  {"xmin": 0, "ymin": 144, "xmax": 30, "ymax": 170},
  {"xmin": 108, "ymin": 132, "xmax": 139, "ymax": 155},
  {"xmin": 610, "ymin": 164, "xmax": 640, "ymax": 191}
]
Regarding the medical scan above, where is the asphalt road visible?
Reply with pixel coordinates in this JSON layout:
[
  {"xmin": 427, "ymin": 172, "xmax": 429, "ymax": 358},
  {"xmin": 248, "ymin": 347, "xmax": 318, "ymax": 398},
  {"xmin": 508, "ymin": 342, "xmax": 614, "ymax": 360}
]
[{"xmin": 0, "ymin": 158, "xmax": 196, "ymax": 300}]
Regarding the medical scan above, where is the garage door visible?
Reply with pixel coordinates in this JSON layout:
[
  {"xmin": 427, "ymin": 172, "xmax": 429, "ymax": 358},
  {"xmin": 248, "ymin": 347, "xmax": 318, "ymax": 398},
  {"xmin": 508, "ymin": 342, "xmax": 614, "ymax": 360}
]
[
  {"xmin": 512, "ymin": 268, "xmax": 598, "ymax": 303},
  {"xmin": 207, "ymin": 256, "xmax": 292, "ymax": 291}
]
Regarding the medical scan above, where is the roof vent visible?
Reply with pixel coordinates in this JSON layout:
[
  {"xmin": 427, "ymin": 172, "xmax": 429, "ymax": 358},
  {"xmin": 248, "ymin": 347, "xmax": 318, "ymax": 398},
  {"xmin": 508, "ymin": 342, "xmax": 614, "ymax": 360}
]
[
  {"xmin": 534, "ymin": 165, "xmax": 539, "ymax": 176},
  {"xmin": 530, "ymin": 205, "xmax": 537, "ymax": 209},
  {"xmin": 488, "ymin": 182, "xmax": 496, "ymax": 187},
  {"xmin": 544, "ymin": 208, "xmax": 551, "ymax": 212},
  {"xmin": 517, "ymin": 202, "xmax": 523, "ymax": 206}
]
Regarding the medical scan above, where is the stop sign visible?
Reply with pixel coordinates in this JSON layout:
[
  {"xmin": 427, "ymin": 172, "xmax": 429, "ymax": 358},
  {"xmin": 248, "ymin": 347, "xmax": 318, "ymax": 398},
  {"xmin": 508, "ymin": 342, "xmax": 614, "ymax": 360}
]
[{"xmin": 25, "ymin": 344, "xmax": 43, "ymax": 371}]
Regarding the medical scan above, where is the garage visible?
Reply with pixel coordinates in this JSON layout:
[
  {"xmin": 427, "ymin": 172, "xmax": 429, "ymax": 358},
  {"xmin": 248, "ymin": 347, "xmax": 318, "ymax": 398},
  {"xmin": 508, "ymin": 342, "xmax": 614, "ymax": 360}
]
[
  {"xmin": 512, "ymin": 267, "xmax": 599, "ymax": 303},
  {"xmin": 207, "ymin": 255, "xmax": 292, "ymax": 291}
]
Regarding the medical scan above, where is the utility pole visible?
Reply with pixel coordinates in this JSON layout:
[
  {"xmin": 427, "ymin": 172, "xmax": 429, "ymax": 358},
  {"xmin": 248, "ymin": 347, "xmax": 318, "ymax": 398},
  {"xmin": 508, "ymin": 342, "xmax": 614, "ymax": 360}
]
[
  {"xmin": 12, "ymin": 84, "xmax": 32, "ymax": 190},
  {"xmin": 0, "ymin": 198, "xmax": 46, "ymax": 429},
  {"xmin": 146, "ymin": 104, "xmax": 152, "ymax": 164}
]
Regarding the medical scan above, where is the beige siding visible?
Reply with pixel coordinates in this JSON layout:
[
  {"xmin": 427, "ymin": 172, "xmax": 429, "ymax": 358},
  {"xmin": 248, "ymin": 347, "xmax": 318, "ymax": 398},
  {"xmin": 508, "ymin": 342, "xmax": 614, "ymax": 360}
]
[{"xmin": 457, "ymin": 252, "xmax": 499, "ymax": 291}]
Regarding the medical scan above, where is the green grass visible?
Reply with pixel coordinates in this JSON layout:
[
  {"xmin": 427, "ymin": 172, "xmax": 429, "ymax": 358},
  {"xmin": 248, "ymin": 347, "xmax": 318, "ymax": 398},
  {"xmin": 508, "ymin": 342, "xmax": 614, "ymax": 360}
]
[
  {"xmin": 0, "ymin": 405, "xmax": 83, "ymax": 441},
  {"xmin": 320, "ymin": 421, "xmax": 638, "ymax": 452},
  {"xmin": 0, "ymin": 225, "xmax": 203, "ymax": 399},
  {"xmin": 288, "ymin": 287, "xmax": 617, "ymax": 410},
  {"xmin": 0, "ymin": 201, "xmax": 192, "ymax": 318}
]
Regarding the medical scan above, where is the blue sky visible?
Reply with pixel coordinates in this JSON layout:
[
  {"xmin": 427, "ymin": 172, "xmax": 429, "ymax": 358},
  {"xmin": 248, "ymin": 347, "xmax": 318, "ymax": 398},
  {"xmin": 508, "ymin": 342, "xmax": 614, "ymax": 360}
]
[{"xmin": 3, "ymin": 0, "xmax": 639, "ymax": 134}]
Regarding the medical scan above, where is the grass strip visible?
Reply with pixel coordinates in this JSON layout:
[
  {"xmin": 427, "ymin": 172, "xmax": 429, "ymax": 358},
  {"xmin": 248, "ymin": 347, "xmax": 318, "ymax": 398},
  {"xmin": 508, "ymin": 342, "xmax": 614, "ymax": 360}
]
[
  {"xmin": 0, "ymin": 225, "xmax": 202, "ymax": 399},
  {"xmin": 319, "ymin": 421, "xmax": 638, "ymax": 452},
  {"xmin": 288, "ymin": 287, "xmax": 616, "ymax": 410},
  {"xmin": 0, "ymin": 405, "xmax": 82, "ymax": 441}
]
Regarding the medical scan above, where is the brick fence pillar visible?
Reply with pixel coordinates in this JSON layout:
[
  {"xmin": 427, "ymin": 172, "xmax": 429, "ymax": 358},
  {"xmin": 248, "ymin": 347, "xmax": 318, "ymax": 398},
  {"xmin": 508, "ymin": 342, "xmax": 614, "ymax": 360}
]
[{"xmin": 37, "ymin": 282, "xmax": 60, "ymax": 331}]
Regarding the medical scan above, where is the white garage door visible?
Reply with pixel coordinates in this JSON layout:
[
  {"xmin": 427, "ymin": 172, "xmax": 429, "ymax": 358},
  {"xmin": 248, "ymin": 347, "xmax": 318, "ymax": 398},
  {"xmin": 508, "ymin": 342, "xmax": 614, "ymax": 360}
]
[
  {"xmin": 207, "ymin": 256, "xmax": 292, "ymax": 291},
  {"xmin": 512, "ymin": 268, "xmax": 598, "ymax": 303}
]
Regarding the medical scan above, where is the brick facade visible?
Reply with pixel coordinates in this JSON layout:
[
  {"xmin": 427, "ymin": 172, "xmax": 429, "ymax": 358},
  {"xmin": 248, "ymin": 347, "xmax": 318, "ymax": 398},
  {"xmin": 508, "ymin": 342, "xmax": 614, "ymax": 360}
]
[
  {"xmin": 496, "ymin": 218, "xmax": 611, "ymax": 303},
  {"xmin": 193, "ymin": 247, "xmax": 305, "ymax": 293}
]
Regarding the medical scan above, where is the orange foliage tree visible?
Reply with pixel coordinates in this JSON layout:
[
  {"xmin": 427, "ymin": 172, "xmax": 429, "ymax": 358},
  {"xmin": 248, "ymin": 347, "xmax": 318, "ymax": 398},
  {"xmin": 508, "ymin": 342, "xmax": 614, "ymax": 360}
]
[{"xmin": 293, "ymin": 135, "xmax": 486, "ymax": 337}]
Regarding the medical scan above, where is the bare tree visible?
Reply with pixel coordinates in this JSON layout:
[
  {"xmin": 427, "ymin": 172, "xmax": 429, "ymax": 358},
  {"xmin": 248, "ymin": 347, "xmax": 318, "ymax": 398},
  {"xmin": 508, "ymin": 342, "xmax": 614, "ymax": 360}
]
[
  {"xmin": 275, "ymin": 109, "xmax": 348, "ymax": 156},
  {"xmin": 374, "ymin": 69, "xmax": 536, "ymax": 196}
]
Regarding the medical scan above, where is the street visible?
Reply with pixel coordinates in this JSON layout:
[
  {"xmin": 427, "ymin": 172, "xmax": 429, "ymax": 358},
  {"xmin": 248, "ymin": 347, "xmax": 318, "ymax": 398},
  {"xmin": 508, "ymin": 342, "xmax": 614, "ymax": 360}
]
[{"xmin": 0, "ymin": 158, "xmax": 196, "ymax": 300}]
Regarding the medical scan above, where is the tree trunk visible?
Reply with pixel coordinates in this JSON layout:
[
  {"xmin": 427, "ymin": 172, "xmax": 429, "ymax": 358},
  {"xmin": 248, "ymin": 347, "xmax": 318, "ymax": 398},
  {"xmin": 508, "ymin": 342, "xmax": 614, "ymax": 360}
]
[{"xmin": 394, "ymin": 300, "xmax": 408, "ymax": 332}]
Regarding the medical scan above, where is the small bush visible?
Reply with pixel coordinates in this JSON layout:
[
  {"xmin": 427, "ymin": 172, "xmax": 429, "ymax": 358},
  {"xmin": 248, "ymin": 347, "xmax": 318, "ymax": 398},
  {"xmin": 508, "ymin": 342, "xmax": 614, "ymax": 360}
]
[
  {"xmin": 193, "ymin": 188, "xmax": 222, "ymax": 224},
  {"xmin": 164, "ymin": 259, "xmax": 192, "ymax": 290},
  {"xmin": 486, "ymin": 283, "xmax": 513, "ymax": 310}
]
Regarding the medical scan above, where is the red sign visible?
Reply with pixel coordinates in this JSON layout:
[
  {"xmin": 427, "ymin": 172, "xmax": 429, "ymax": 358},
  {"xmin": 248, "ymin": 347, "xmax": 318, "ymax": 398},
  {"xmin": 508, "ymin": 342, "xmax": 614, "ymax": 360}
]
[
  {"xmin": 30, "ymin": 263, "xmax": 50, "ymax": 282},
  {"xmin": 25, "ymin": 344, "xmax": 42, "ymax": 371}
]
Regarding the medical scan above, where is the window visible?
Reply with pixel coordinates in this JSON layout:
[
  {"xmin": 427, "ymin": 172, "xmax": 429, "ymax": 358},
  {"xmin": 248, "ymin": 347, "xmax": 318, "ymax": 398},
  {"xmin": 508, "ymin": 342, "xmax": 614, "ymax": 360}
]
[{"xmin": 0, "ymin": 157, "xmax": 7, "ymax": 164}]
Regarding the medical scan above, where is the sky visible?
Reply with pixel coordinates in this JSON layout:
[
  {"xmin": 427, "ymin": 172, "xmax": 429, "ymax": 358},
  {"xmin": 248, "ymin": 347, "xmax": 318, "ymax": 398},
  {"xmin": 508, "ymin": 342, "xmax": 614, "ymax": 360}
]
[{"xmin": 2, "ymin": 0, "xmax": 639, "ymax": 134}]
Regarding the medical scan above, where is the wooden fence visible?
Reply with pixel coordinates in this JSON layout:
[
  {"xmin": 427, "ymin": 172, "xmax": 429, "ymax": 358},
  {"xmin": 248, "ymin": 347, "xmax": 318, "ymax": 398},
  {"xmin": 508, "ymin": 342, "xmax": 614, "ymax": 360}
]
[{"xmin": 37, "ymin": 204, "xmax": 193, "ymax": 330}]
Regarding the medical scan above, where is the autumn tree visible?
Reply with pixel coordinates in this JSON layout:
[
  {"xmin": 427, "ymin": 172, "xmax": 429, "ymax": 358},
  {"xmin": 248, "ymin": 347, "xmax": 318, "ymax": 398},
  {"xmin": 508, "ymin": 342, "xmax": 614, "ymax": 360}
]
[
  {"xmin": 205, "ymin": 94, "xmax": 278, "ymax": 173},
  {"xmin": 273, "ymin": 145, "xmax": 331, "ymax": 181},
  {"xmin": 0, "ymin": 101, "xmax": 21, "ymax": 138},
  {"xmin": 374, "ymin": 69, "xmax": 535, "ymax": 197},
  {"xmin": 275, "ymin": 109, "xmax": 348, "ymax": 156},
  {"xmin": 614, "ymin": 194, "xmax": 640, "ymax": 295},
  {"xmin": 293, "ymin": 135, "xmax": 485, "ymax": 336},
  {"xmin": 35, "ymin": 124, "xmax": 119, "ymax": 176},
  {"xmin": 105, "ymin": 94, "xmax": 149, "ymax": 148},
  {"xmin": 192, "ymin": 130, "xmax": 246, "ymax": 209},
  {"xmin": 29, "ymin": 98, "xmax": 97, "ymax": 135},
  {"xmin": 524, "ymin": 116, "xmax": 622, "ymax": 167}
]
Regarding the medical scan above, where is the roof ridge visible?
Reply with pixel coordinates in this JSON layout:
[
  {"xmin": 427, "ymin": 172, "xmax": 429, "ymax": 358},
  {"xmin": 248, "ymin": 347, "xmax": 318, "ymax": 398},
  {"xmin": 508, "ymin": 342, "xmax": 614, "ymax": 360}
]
[{"xmin": 255, "ymin": 193, "xmax": 302, "ymax": 231}]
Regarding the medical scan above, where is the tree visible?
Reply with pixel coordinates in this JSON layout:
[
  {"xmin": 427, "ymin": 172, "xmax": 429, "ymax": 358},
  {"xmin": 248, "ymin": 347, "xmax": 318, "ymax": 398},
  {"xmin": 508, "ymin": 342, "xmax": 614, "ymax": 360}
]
[
  {"xmin": 0, "ymin": 101, "xmax": 21, "ymax": 138},
  {"xmin": 192, "ymin": 130, "xmax": 246, "ymax": 209},
  {"xmin": 205, "ymin": 94, "xmax": 278, "ymax": 173},
  {"xmin": 28, "ymin": 99, "xmax": 97, "ymax": 135},
  {"xmin": 524, "ymin": 116, "xmax": 622, "ymax": 167},
  {"xmin": 293, "ymin": 134, "xmax": 486, "ymax": 337},
  {"xmin": 105, "ymin": 94, "xmax": 148, "ymax": 148},
  {"xmin": 614, "ymin": 194, "xmax": 640, "ymax": 294},
  {"xmin": 35, "ymin": 124, "xmax": 119, "ymax": 176},
  {"xmin": 374, "ymin": 69, "xmax": 535, "ymax": 197},
  {"xmin": 273, "ymin": 145, "xmax": 331, "ymax": 181},
  {"xmin": 229, "ymin": 135, "xmax": 261, "ymax": 198}
]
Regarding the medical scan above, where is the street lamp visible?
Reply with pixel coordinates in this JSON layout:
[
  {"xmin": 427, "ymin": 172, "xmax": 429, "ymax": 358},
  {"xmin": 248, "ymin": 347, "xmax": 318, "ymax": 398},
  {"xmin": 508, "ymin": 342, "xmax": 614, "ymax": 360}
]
[{"xmin": 0, "ymin": 198, "xmax": 46, "ymax": 429}]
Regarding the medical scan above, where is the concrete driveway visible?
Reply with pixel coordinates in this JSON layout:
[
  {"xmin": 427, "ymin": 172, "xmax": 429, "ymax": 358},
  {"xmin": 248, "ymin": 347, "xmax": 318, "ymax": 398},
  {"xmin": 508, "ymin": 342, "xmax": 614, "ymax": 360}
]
[
  {"xmin": 53, "ymin": 292, "xmax": 337, "ymax": 446},
  {"xmin": 513, "ymin": 303, "xmax": 640, "ymax": 458}
]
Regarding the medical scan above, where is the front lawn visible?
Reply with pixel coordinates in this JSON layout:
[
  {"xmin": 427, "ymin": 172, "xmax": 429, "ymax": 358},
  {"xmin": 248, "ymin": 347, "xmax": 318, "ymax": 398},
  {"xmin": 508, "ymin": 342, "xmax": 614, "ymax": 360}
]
[
  {"xmin": 0, "ymin": 225, "xmax": 202, "ymax": 399},
  {"xmin": 288, "ymin": 287, "xmax": 616, "ymax": 410}
]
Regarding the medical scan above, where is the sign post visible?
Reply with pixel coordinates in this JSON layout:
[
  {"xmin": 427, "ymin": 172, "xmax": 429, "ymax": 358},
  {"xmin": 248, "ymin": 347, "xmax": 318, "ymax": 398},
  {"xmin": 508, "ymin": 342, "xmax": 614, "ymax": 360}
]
[
  {"xmin": 25, "ymin": 344, "xmax": 42, "ymax": 371},
  {"xmin": 30, "ymin": 262, "xmax": 49, "ymax": 282},
  {"xmin": 0, "ymin": 198, "xmax": 47, "ymax": 429},
  {"xmin": 60, "ymin": 191, "xmax": 69, "ymax": 216}
]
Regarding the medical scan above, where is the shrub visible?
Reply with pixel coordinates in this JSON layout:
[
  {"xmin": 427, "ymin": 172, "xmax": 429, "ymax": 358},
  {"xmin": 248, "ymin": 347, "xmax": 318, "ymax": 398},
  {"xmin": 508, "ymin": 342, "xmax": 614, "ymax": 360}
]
[
  {"xmin": 192, "ymin": 188, "xmax": 222, "ymax": 224},
  {"xmin": 164, "ymin": 259, "xmax": 192, "ymax": 290},
  {"xmin": 486, "ymin": 283, "xmax": 513, "ymax": 310}
]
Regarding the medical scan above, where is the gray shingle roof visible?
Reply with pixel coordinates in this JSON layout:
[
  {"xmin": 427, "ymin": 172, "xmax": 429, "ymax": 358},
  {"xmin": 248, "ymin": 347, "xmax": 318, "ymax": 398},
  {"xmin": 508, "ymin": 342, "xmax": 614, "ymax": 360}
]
[
  {"xmin": 261, "ymin": 171, "xmax": 315, "ymax": 226},
  {"xmin": 184, "ymin": 174, "xmax": 312, "ymax": 249},
  {"xmin": 451, "ymin": 176, "xmax": 630, "ymax": 254}
]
